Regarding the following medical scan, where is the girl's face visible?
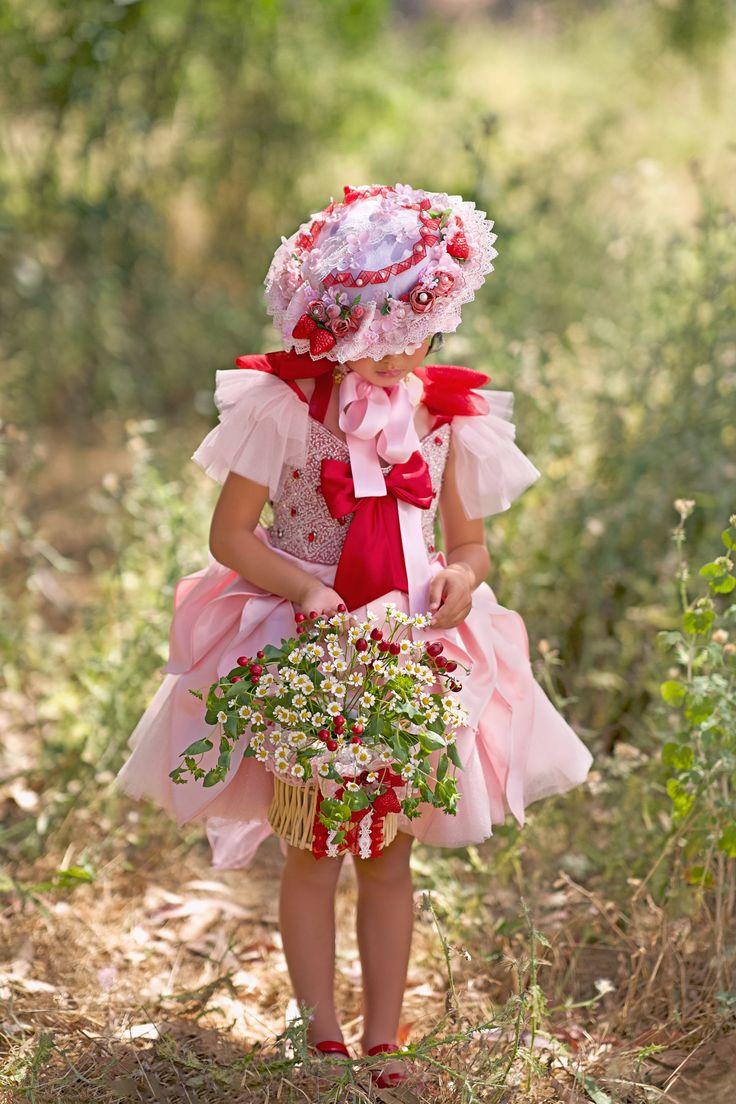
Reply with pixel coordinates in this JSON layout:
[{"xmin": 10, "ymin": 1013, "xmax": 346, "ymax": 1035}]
[{"xmin": 344, "ymin": 337, "xmax": 432, "ymax": 388}]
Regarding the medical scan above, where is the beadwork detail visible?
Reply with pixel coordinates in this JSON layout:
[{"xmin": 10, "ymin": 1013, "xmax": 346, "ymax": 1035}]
[{"xmin": 268, "ymin": 419, "xmax": 450, "ymax": 565}]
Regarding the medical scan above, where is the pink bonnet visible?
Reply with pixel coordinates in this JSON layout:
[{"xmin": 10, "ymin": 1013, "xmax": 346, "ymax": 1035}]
[{"xmin": 264, "ymin": 182, "xmax": 498, "ymax": 363}]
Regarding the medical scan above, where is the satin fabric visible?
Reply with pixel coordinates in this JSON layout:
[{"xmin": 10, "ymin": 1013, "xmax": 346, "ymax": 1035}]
[{"xmin": 320, "ymin": 450, "xmax": 433, "ymax": 611}]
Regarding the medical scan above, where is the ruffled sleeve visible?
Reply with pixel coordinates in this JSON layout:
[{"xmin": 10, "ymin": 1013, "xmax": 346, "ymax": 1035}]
[
  {"xmin": 452, "ymin": 389, "xmax": 542, "ymax": 519},
  {"xmin": 191, "ymin": 369, "xmax": 310, "ymax": 495}
]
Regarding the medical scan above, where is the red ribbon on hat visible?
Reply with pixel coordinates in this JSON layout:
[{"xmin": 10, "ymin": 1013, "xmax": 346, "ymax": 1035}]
[{"xmin": 320, "ymin": 450, "xmax": 433, "ymax": 612}]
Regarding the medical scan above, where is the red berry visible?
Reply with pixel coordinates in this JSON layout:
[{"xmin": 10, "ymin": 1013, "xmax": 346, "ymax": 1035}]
[
  {"xmin": 309, "ymin": 327, "xmax": 337, "ymax": 357},
  {"xmin": 318, "ymin": 729, "xmax": 330, "ymax": 741},
  {"xmin": 378, "ymin": 640, "xmax": 390, "ymax": 652},
  {"xmin": 427, "ymin": 642, "xmax": 444, "ymax": 657},
  {"xmin": 451, "ymin": 681, "xmax": 462, "ymax": 692},
  {"xmin": 292, "ymin": 312, "xmax": 319, "ymax": 339},
  {"xmin": 231, "ymin": 675, "xmax": 242, "ymax": 682},
  {"xmin": 351, "ymin": 723, "xmax": 364, "ymax": 736},
  {"xmin": 370, "ymin": 628, "xmax": 383, "ymax": 641},
  {"xmin": 355, "ymin": 638, "xmax": 368, "ymax": 652},
  {"xmin": 295, "ymin": 613, "xmax": 306, "ymax": 623},
  {"xmin": 256, "ymin": 650, "xmax": 265, "ymax": 659},
  {"xmin": 309, "ymin": 611, "xmax": 318, "ymax": 620},
  {"xmin": 389, "ymin": 642, "xmax": 401, "ymax": 655},
  {"xmin": 337, "ymin": 603, "xmax": 347, "ymax": 612},
  {"xmin": 327, "ymin": 739, "xmax": 338, "ymax": 751},
  {"xmin": 333, "ymin": 715, "xmax": 345, "ymax": 728},
  {"xmin": 351, "ymin": 735, "xmax": 362, "ymax": 745},
  {"xmin": 236, "ymin": 656, "xmax": 250, "ymax": 666},
  {"xmin": 249, "ymin": 664, "xmax": 263, "ymax": 677},
  {"xmin": 435, "ymin": 656, "xmax": 447, "ymax": 669},
  {"xmin": 444, "ymin": 660, "xmax": 457, "ymax": 672}
]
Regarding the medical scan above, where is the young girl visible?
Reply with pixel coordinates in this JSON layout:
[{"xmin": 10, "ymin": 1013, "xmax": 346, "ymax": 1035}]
[{"xmin": 115, "ymin": 183, "xmax": 593, "ymax": 1087}]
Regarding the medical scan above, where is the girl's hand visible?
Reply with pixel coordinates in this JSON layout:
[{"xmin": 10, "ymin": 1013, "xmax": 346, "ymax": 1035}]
[
  {"xmin": 297, "ymin": 582, "xmax": 345, "ymax": 619},
  {"xmin": 428, "ymin": 564, "xmax": 474, "ymax": 629}
]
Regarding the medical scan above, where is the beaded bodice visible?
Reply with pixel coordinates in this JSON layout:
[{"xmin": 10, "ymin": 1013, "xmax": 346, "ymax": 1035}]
[{"xmin": 268, "ymin": 416, "xmax": 451, "ymax": 564}]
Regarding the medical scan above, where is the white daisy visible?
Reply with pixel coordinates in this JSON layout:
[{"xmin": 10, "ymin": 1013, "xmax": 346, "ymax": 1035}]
[
  {"xmin": 238, "ymin": 705, "xmax": 252, "ymax": 720},
  {"xmin": 359, "ymin": 692, "xmax": 375, "ymax": 709},
  {"xmin": 291, "ymin": 763, "xmax": 306, "ymax": 780},
  {"xmin": 372, "ymin": 660, "xmax": 386, "ymax": 675},
  {"xmin": 354, "ymin": 747, "xmax": 372, "ymax": 765},
  {"xmin": 255, "ymin": 748, "xmax": 269, "ymax": 762},
  {"xmin": 326, "ymin": 701, "xmax": 343, "ymax": 717},
  {"xmin": 333, "ymin": 659, "xmax": 348, "ymax": 673},
  {"xmin": 345, "ymin": 780, "xmax": 360, "ymax": 792},
  {"xmin": 318, "ymin": 762, "xmax": 331, "ymax": 777},
  {"xmin": 311, "ymin": 712, "xmax": 327, "ymax": 727},
  {"xmin": 217, "ymin": 710, "xmax": 228, "ymax": 723},
  {"xmin": 347, "ymin": 671, "xmax": 363, "ymax": 686}
]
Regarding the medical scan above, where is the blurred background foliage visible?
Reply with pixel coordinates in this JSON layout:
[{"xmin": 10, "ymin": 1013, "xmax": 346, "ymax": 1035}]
[{"xmin": 1, "ymin": 0, "xmax": 735, "ymax": 875}]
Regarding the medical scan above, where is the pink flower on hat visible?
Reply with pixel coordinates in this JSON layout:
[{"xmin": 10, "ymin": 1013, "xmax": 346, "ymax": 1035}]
[
  {"xmin": 408, "ymin": 285, "xmax": 437, "ymax": 314},
  {"xmin": 331, "ymin": 317, "xmax": 351, "ymax": 337}
]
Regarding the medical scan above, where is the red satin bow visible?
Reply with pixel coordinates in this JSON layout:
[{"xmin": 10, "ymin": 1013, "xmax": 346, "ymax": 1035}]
[{"xmin": 320, "ymin": 451, "xmax": 433, "ymax": 612}]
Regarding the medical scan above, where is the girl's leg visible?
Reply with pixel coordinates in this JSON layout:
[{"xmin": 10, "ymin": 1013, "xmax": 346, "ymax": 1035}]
[
  {"xmin": 279, "ymin": 844, "xmax": 346, "ymax": 1044},
  {"xmin": 353, "ymin": 830, "xmax": 415, "ymax": 1053}
]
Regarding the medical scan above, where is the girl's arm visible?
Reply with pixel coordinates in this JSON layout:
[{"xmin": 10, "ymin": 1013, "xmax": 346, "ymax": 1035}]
[
  {"xmin": 429, "ymin": 438, "xmax": 491, "ymax": 629},
  {"xmin": 209, "ymin": 472, "xmax": 344, "ymax": 614}
]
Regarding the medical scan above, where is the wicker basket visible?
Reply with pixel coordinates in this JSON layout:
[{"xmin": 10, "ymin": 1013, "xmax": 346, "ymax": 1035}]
[{"xmin": 267, "ymin": 774, "xmax": 399, "ymax": 853}]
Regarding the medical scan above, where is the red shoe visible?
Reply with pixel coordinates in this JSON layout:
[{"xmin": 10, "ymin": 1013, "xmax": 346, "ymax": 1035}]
[
  {"xmin": 309, "ymin": 1039, "xmax": 351, "ymax": 1059},
  {"xmin": 364, "ymin": 1042, "xmax": 409, "ymax": 1088}
]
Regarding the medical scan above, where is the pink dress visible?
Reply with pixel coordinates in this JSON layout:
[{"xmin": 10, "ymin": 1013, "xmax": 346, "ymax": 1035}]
[{"xmin": 115, "ymin": 367, "xmax": 593, "ymax": 868}]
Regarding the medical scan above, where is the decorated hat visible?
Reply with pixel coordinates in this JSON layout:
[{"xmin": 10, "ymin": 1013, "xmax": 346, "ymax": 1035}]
[{"xmin": 264, "ymin": 182, "xmax": 498, "ymax": 363}]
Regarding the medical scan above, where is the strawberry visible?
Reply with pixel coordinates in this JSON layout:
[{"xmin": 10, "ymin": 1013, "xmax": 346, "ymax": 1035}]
[
  {"xmin": 373, "ymin": 788, "xmax": 402, "ymax": 816},
  {"xmin": 309, "ymin": 328, "xmax": 337, "ymax": 356},
  {"xmin": 292, "ymin": 312, "xmax": 319, "ymax": 339},
  {"xmin": 447, "ymin": 232, "xmax": 470, "ymax": 260}
]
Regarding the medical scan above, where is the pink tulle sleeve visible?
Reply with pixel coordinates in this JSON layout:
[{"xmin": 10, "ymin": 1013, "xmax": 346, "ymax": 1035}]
[
  {"xmin": 452, "ymin": 389, "xmax": 542, "ymax": 519},
  {"xmin": 191, "ymin": 369, "xmax": 310, "ymax": 495}
]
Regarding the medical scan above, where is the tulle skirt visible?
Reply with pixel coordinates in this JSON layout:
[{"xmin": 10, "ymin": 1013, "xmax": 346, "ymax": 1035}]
[{"xmin": 115, "ymin": 527, "xmax": 593, "ymax": 868}]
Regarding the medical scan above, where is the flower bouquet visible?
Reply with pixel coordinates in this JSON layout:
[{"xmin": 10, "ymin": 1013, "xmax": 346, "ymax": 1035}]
[{"xmin": 170, "ymin": 604, "xmax": 471, "ymax": 859}]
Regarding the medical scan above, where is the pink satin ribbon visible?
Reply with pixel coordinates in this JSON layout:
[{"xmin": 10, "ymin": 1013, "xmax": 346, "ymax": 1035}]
[{"xmin": 337, "ymin": 373, "xmax": 432, "ymax": 613}]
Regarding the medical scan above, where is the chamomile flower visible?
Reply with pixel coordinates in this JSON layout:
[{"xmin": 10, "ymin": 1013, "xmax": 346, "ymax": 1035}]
[
  {"xmin": 404, "ymin": 661, "xmax": 421, "ymax": 677},
  {"xmin": 354, "ymin": 747, "xmax": 372, "ymax": 766},
  {"xmin": 401, "ymin": 764, "xmax": 416, "ymax": 780},
  {"xmin": 238, "ymin": 705, "xmax": 252, "ymax": 720},
  {"xmin": 291, "ymin": 763, "xmax": 306, "ymax": 780},
  {"xmin": 255, "ymin": 684, "xmax": 270, "ymax": 697},
  {"xmin": 379, "ymin": 749, "xmax": 393, "ymax": 763},
  {"xmin": 412, "ymin": 613, "xmax": 432, "ymax": 629},
  {"xmin": 345, "ymin": 780, "xmax": 360, "ymax": 792},
  {"xmin": 322, "ymin": 661, "xmax": 335, "ymax": 674},
  {"xmin": 372, "ymin": 660, "xmax": 387, "ymax": 675},
  {"xmin": 347, "ymin": 625, "xmax": 362, "ymax": 643},
  {"xmin": 217, "ymin": 710, "xmax": 228, "ymax": 724},
  {"xmin": 250, "ymin": 734, "xmax": 264, "ymax": 749},
  {"xmin": 288, "ymin": 649, "xmax": 303, "ymax": 665},
  {"xmin": 326, "ymin": 701, "xmax": 343, "ymax": 717},
  {"xmin": 318, "ymin": 762, "xmax": 331, "ymax": 777},
  {"xmin": 366, "ymin": 771, "xmax": 378, "ymax": 783},
  {"xmin": 327, "ymin": 641, "xmax": 342, "ymax": 659},
  {"xmin": 399, "ymin": 639, "xmax": 415, "ymax": 654},
  {"xmin": 347, "ymin": 671, "xmax": 363, "ymax": 686},
  {"xmin": 330, "ymin": 611, "xmax": 349, "ymax": 627},
  {"xmin": 291, "ymin": 731, "xmax": 308, "ymax": 749},
  {"xmin": 446, "ymin": 731, "xmax": 457, "ymax": 745},
  {"xmin": 333, "ymin": 659, "xmax": 348, "ymax": 674},
  {"xmin": 321, "ymin": 676, "xmax": 342, "ymax": 696},
  {"xmin": 311, "ymin": 712, "xmax": 327, "ymax": 727},
  {"xmin": 260, "ymin": 672, "xmax": 276, "ymax": 687},
  {"xmin": 255, "ymin": 747, "xmax": 269, "ymax": 762},
  {"xmin": 298, "ymin": 709, "xmax": 311, "ymax": 723},
  {"xmin": 274, "ymin": 706, "xmax": 291, "ymax": 724},
  {"xmin": 293, "ymin": 675, "xmax": 314, "ymax": 694},
  {"xmin": 359, "ymin": 692, "xmax": 375, "ymax": 709},
  {"xmin": 304, "ymin": 643, "xmax": 323, "ymax": 662}
]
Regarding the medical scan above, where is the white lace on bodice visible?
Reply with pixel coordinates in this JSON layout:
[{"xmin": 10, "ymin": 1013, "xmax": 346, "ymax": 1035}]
[{"xmin": 268, "ymin": 417, "xmax": 451, "ymax": 564}]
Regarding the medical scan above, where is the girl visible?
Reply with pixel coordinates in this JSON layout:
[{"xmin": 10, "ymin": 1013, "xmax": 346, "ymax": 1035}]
[{"xmin": 115, "ymin": 183, "xmax": 593, "ymax": 1088}]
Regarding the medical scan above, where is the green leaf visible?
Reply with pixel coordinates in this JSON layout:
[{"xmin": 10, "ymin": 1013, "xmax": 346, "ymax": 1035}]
[
  {"xmin": 447, "ymin": 743, "xmax": 463, "ymax": 769},
  {"xmin": 682, "ymin": 608, "xmax": 715, "ymax": 635},
  {"xmin": 436, "ymin": 754, "xmax": 449, "ymax": 782},
  {"xmin": 203, "ymin": 769, "xmax": 223, "ymax": 787},
  {"xmin": 717, "ymin": 825, "xmax": 736, "ymax": 858},
  {"xmin": 181, "ymin": 738, "xmax": 213, "ymax": 756},
  {"xmin": 711, "ymin": 575, "xmax": 736, "ymax": 594},
  {"xmin": 187, "ymin": 688, "xmax": 204, "ymax": 700},
  {"xmin": 660, "ymin": 680, "xmax": 686, "ymax": 707},
  {"xmin": 418, "ymin": 731, "xmax": 445, "ymax": 752},
  {"xmin": 721, "ymin": 526, "xmax": 736, "ymax": 551},
  {"xmin": 684, "ymin": 696, "xmax": 716, "ymax": 725},
  {"xmin": 661, "ymin": 741, "xmax": 694, "ymax": 770},
  {"xmin": 685, "ymin": 864, "xmax": 714, "ymax": 887}
]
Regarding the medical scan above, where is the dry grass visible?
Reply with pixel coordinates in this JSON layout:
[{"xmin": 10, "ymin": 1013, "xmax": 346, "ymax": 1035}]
[{"xmin": 1, "ymin": 791, "xmax": 734, "ymax": 1103}]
